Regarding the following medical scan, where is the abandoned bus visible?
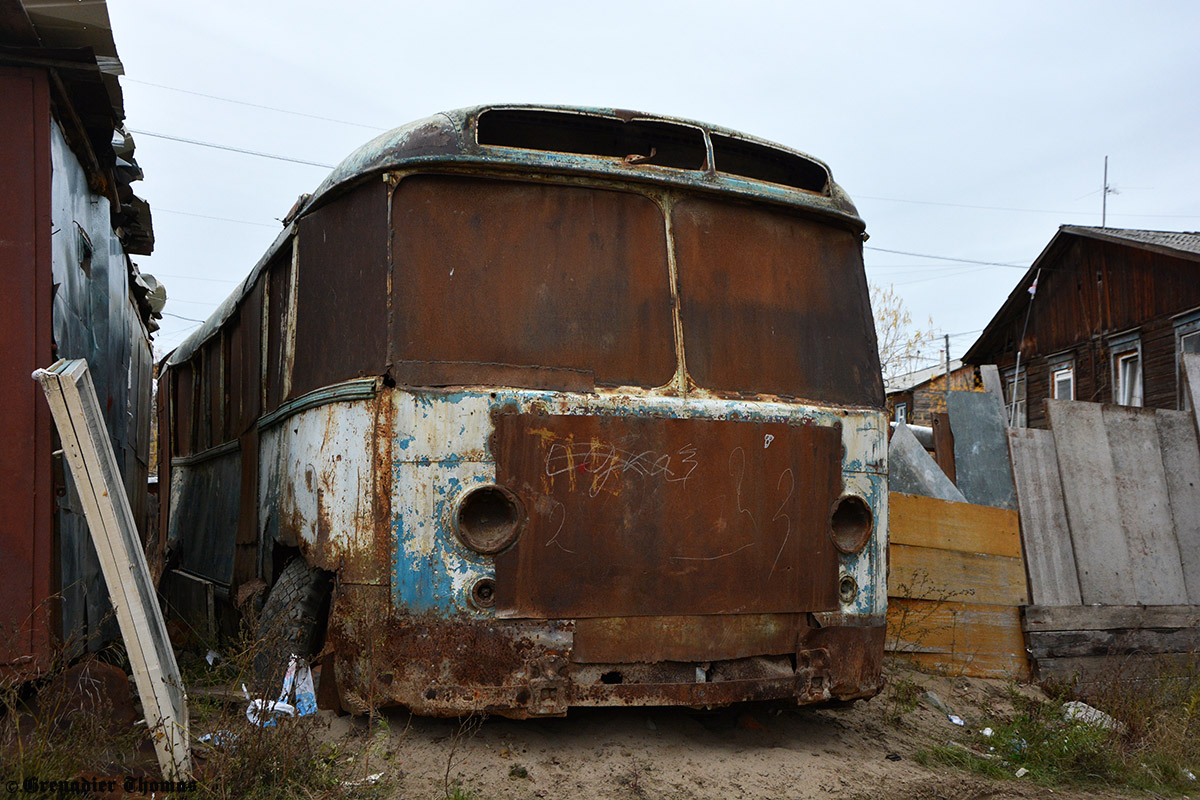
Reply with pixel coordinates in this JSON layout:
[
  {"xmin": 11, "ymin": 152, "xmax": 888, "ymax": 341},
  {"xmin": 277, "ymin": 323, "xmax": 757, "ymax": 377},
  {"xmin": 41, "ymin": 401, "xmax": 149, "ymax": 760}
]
[{"xmin": 159, "ymin": 105, "xmax": 887, "ymax": 717}]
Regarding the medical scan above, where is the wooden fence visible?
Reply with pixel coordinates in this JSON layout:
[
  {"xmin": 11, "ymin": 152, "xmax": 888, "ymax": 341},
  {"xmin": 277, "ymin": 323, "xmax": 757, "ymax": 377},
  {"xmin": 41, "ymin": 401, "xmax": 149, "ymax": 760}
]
[
  {"xmin": 886, "ymin": 491, "xmax": 1031, "ymax": 679},
  {"xmin": 1010, "ymin": 356, "xmax": 1200, "ymax": 684}
]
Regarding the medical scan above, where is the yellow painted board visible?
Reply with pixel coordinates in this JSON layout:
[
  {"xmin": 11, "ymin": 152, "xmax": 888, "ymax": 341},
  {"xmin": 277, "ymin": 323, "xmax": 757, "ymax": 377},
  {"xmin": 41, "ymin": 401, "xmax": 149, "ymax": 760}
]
[
  {"xmin": 886, "ymin": 598, "xmax": 1027, "ymax": 662},
  {"xmin": 893, "ymin": 651, "xmax": 1031, "ymax": 681},
  {"xmin": 890, "ymin": 543, "xmax": 1029, "ymax": 606},
  {"xmin": 889, "ymin": 492, "xmax": 1022, "ymax": 558}
]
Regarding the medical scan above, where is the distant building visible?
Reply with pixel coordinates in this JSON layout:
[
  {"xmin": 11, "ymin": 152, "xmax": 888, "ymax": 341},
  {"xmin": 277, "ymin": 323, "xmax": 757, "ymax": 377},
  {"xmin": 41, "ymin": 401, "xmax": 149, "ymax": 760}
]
[
  {"xmin": 964, "ymin": 226, "xmax": 1200, "ymax": 428},
  {"xmin": 885, "ymin": 359, "xmax": 979, "ymax": 426}
]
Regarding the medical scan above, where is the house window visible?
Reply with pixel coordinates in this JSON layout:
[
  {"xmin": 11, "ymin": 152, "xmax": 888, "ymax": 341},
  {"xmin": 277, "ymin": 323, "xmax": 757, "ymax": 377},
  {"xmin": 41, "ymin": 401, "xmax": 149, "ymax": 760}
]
[
  {"xmin": 1052, "ymin": 365, "xmax": 1075, "ymax": 400},
  {"xmin": 1175, "ymin": 310, "xmax": 1200, "ymax": 410},
  {"xmin": 1110, "ymin": 332, "xmax": 1142, "ymax": 407},
  {"xmin": 1002, "ymin": 365, "xmax": 1027, "ymax": 427},
  {"xmin": 894, "ymin": 403, "xmax": 907, "ymax": 424}
]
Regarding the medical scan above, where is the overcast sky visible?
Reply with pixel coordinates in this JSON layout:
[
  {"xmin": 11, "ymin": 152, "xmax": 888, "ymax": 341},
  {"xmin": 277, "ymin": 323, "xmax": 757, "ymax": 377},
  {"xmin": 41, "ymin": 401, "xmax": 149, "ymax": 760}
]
[{"xmin": 106, "ymin": 1, "xmax": 1200, "ymax": 368}]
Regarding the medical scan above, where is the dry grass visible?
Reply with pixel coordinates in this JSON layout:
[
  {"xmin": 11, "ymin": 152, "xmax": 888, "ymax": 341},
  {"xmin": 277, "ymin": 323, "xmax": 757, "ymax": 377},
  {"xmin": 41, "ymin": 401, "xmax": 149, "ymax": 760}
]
[{"xmin": 922, "ymin": 655, "xmax": 1200, "ymax": 795}]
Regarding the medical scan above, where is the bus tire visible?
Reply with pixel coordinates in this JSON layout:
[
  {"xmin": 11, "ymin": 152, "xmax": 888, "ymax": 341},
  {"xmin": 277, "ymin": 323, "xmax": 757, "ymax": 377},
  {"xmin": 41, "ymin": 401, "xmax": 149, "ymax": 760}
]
[{"xmin": 253, "ymin": 559, "xmax": 330, "ymax": 689}]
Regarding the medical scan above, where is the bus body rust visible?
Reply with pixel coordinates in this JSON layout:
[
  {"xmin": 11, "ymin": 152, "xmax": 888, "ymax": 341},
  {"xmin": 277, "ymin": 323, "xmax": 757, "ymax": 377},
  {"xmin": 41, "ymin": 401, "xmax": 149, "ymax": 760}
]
[{"xmin": 160, "ymin": 105, "xmax": 887, "ymax": 717}]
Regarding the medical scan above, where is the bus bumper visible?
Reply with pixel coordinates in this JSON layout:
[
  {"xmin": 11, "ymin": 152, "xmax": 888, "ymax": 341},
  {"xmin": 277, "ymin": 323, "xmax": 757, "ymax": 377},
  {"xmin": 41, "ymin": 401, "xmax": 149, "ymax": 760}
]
[{"xmin": 326, "ymin": 585, "xmax": 883, "ymax": 718}]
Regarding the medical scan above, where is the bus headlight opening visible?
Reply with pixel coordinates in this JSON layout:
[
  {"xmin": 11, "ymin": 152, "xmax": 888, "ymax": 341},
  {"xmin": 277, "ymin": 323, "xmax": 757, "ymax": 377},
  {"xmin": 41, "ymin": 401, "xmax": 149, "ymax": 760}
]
[
  {"xmin": 455, "ymin": 485, "xmax": 525, "ymax": 555},
  {"xmin": 829, "ymin": 494, "xmax": 873, "ymax": 554}
]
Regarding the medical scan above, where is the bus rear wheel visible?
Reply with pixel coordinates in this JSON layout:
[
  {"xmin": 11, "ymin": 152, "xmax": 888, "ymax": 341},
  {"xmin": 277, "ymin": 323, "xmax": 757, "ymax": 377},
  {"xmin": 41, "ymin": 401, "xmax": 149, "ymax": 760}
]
[{"xmin": 253, "ymin": 559, "xmax": 331, "ymax": 691}]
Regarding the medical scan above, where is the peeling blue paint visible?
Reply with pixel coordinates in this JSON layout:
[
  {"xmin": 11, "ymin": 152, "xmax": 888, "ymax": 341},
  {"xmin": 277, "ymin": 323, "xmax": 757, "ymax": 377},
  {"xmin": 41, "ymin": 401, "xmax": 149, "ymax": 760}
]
[
  {"xmin": 389, "ymin": 387, "xmax": 886, "ymax": 617},
  {"xmin": 392, "ymin": 465, "xmax": 493, "ymax": 614}
]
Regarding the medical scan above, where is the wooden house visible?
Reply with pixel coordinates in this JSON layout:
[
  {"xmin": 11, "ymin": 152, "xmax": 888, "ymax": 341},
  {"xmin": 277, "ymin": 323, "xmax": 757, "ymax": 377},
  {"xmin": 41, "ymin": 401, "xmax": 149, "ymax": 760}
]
[
  {"xmin": 964, "ymin": 226, "xmax": 1200, "ymax": 429},
  {"xmin": 885, "ymin": 359, "xmax": 980, "ymax": 426}
]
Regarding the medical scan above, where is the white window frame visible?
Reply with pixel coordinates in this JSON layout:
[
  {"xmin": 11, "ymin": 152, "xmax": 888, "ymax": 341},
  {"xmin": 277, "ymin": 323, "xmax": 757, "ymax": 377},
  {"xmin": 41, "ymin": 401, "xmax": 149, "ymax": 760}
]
[
  {"xmin": 1109, "ymin": 331, "xmax": 1143, "ymax": 408},
  {"xmin": 1052, "ymin": 364, "xmax": 1075, "ymax": 400},
  {"xmin": 894, "ymin": 402, "xmax": 907, "ymax": 424}
]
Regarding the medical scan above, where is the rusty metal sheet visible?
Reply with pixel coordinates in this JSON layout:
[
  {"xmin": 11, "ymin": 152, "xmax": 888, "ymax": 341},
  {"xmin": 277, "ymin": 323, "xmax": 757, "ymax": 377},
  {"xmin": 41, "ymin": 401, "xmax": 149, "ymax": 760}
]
[
  {"xmin": 203, "ymin": 338, "xmax": 223, "ymax": 448},
  {"xmin": 291, "ymin": 179, "xmax": 389, "ymax": 399},
  {"xmin": 572, "ymin": 614, "xmax": 808, "ymax": 663},
  {"xmin": 390, "ymin": 175, "xmax": 675, "ymax": 390},
  {"xmin": 328, "ymin": 584, "xmax": 883, "ymax": 717},
  {"xmin": 264, "ymin": 250, "xmax": 291, "ymax": 412},
  {"xmin": 672, "ymin": 197, "xmax": 883, "ymax": 406},
  {"xmin": 800, "ymin": 623, "xmax": 885, "ymax": 698},
  {"xmin": 173, "ymin": 362, "xmax": 194, "ymax": 457},
  {"xmin": 226, "ymin": 281, "xmax": 262, "ymax": 437},
  {"xmin": 393, "ymin": 360, "xmax": 594, "ymax": 393},
  {"xmin": 492, "ymin": 411, "xmax": 843, "ymax": 618}
]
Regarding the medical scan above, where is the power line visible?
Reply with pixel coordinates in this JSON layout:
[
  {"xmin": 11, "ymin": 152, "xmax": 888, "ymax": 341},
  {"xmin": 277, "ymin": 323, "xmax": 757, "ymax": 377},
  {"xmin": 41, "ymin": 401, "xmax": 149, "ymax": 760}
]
[
  {"xmin": 149, "ymin": 272, "xmax": 239, "ymax": 284},
  {"xmin": 163, "ymin": 297, "xmax": 221, "ymax": 308},
  {"xmin": 162, "ymin": 311, "xmax": 208, "ymax": 323},
  {"xmin": 865, "ymin": 245, "xmax": 1028, "ymax": 268},
  {"xmin": 124, "ymin": 77, "xmax": 388, "ymax": 131},
  {"xmin": 154, "ymin": 207, "xmax": 279, "ymax": 229},
  {"xmin": 857, "ymin": 193, "xmax": 1200, "ymax": 220},
  {"xmin": 130, "ymin": 129, "xmax": 336, "ymax": 169}
]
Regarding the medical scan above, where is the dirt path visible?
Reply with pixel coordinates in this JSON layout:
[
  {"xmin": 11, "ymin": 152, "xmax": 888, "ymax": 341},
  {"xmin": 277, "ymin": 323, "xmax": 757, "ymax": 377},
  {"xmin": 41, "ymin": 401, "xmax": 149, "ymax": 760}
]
[{"xmin": 323, "ymin": 665, "xmax": 1136, "ymax": 800}]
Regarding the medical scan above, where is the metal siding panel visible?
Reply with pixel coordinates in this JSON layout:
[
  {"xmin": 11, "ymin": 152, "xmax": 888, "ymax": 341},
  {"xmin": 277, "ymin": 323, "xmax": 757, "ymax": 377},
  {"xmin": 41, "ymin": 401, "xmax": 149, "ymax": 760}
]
[
  {"xmin": 1008, "ymin": 428, "xmax": 1082, "ymax": 606},
  {"xmin": 491, "ymin": 411, "xmax": 843, "ymax": 618},
  {"xmin": 947, "ymin": 391, "xmax": 1017, "ymax": 509},
  {"xmin": 1156, "ymin": 409, "xmax": 1200, "ymax": 604},
  {"xmin": 1102, "ymin": 405, "xmax": 1187, "ymax": 605},
  {"xmin": 1047, "ymin": 400, "xmax": 1135, "ymax": 604}
]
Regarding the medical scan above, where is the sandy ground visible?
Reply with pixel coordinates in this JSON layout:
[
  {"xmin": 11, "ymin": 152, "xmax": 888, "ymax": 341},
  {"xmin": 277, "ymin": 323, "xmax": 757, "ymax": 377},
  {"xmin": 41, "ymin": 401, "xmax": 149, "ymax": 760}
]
[{"xmin": 321, "ymin": 662, "xmax": 1140, "ymax": 800}]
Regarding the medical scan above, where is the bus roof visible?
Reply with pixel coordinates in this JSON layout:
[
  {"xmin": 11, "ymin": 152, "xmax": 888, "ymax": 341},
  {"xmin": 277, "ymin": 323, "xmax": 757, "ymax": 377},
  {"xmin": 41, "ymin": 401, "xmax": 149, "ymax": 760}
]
[{"xmin": 168, "ymin": 105, "xmax": 864, "ymax": 366}]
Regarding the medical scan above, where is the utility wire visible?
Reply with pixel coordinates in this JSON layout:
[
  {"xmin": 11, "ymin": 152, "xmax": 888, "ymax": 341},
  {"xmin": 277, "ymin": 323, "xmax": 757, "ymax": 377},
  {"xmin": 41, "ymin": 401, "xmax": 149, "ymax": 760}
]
[
  {"xmin": 858, "ymin": 193, "xmax": 1200, "ymax": 219},
  {"xmin": 150, "ymin": 272, "xmax": 239, "ymax": 284},
  {"xmin": 130, "ymin": 129, "xmax": 335, "ymax": 169},
  {"xmin": 162, "ymin": 311, "xmax": 208, "ymax": 323},
  {"xmin": 865, "ymin": 245, "xmax": 1028, "ymax": 268},
  {"xmin": 154, "ymin": 207, "xmax": 279, "ymax": 229},
  {"xmin": 124, "ymin": 77, "xmax": 389, "ymax": 131}
]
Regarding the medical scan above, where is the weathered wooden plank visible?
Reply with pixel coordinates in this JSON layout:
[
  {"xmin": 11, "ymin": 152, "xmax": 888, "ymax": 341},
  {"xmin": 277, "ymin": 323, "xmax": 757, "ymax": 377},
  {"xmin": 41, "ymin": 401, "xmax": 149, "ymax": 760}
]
[
  {"xmin": 889, "ymin": 492, "xmax": 1021, "ymax": 558},
  {"xmin": 1035, "ymin": 653, "xmax": 1197, "ymax": 688},
  {"xmin": 1007, "ymin": 428, "xmax": 1081, "ymax": 607},
  {"xmin": 948, "ymin": 390, "xmax": 1017, "ymax": 510},
  {"xmin": 931, "ymin": 411, "xmax": 956, "ymax": 485},
  {"xmin": 1026, "ymin": 627, "xmax": 1200, "ymax": 660},
  {"xmin": 1102, "ymin": 405, "xmax": 1188, "ymax": 605},
  {"xmin": 1046, "ymin": 400, "xmax": 1135, "ymax": 605},
  {"xmin": 894, "ymin": 651, "xmax": 1031, "ymax": 681},
  {"xmin": 1022, "ymin": 604, "xmax": 1200, "ymax": 632},
  {"xmin": 890, "ymin": 543, "xmax": 1028, "ymax": 606},
  {"xmin": 887, "ymin": 597, "xmax": 1027, "ymax": 657},
  {"xmin": 1157, "ymin": 409, "xmax": 1200, "ymax": 604},
  {"xmin": 888, "ymin": 422, "xmax": 966, "ymax": 503}
]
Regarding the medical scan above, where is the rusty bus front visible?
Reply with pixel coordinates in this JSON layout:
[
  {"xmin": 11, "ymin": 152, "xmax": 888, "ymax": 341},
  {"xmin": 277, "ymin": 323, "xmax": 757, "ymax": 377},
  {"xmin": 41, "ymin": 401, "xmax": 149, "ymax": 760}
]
[{"xmin": 160, "ymin": 106, "xmax": 887, "ymax": 717}]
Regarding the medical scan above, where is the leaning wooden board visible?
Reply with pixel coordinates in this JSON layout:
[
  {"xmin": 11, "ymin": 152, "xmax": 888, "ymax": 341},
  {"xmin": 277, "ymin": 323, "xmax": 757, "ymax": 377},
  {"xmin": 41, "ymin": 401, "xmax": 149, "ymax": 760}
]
[
  {"xmin": 886, "ymin": 492, "xmax": 1030, "ymax": 679},
  {"xmin": 34, "ymin": 359, "xmax": 191, "ymax": 778}
]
